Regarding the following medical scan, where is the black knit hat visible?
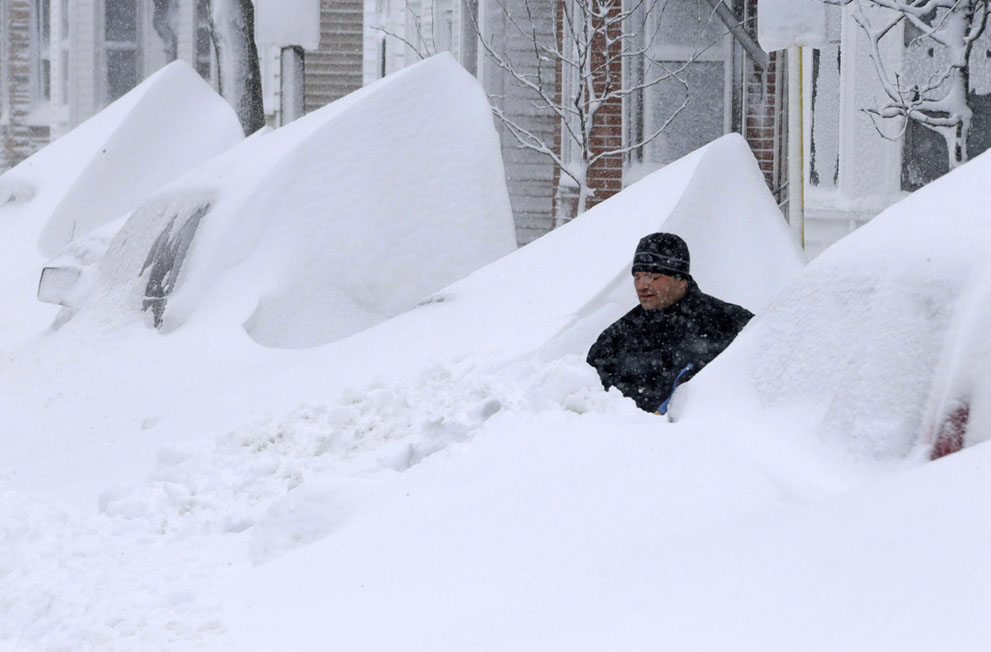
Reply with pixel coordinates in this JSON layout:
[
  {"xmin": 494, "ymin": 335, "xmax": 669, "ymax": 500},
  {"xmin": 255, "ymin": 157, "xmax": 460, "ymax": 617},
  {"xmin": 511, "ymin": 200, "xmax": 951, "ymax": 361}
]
[{"xmin": 631, "ymin": 232, "xmax": 690, "ymax": 278}]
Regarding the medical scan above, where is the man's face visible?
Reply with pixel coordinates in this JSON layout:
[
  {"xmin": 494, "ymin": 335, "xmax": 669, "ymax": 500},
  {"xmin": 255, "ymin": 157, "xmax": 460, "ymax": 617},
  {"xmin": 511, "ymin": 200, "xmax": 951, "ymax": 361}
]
[{"xmin": 634, "ymin": 271, "xmax": 687, "ymax": 311}]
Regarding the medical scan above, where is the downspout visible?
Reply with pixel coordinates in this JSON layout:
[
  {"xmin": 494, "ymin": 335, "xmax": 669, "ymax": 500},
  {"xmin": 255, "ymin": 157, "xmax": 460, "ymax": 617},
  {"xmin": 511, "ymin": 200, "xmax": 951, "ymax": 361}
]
[
  {"xmin": 702, "ymin": 0, "xmax": 769, "ymax": 70},
  {"xmin": 787, "ymin": 46, "xmax": 805, "ymax": 248},
  {"xmin": 280, "ymin": 46, "xmax": 305, "ymax": 125}
]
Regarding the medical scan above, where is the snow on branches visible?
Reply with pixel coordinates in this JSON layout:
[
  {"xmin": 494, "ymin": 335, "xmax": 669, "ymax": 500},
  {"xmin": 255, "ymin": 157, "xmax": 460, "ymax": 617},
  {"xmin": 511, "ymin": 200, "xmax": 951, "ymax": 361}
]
[{"xmin": 826, "ymin": 0, "xmax": 991, "ymax": 169}]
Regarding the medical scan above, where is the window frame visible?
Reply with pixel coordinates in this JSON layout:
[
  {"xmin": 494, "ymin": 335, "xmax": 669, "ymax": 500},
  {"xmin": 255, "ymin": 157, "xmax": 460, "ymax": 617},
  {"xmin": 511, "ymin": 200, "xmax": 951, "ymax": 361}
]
[{"xmin": 102, "ymin": 0, "xmax": 142, "ymax": 105}]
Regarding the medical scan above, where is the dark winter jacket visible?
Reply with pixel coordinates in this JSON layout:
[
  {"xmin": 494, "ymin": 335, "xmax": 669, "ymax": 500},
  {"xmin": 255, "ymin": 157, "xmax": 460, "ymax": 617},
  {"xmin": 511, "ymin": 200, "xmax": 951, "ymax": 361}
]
[{"xmin": 586, "ymin": 279, "xmax": 753, "ymax": 412}]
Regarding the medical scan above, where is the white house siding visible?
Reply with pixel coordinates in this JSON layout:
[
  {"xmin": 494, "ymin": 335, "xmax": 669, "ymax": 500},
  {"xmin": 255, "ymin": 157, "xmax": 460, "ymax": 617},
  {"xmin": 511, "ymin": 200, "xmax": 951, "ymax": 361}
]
[
  {"xmin": 802, "ymin": 4, "xmax": 991, "ymax": 258},
  {"xmin": 478, "ymin": 0, "xmax": 557, "ymax": 245},
  {"xmin": 1, "ymin": 0, "xmax": 52, "ymax": 170},
  {"xmin": 304, "ymin": 0, "xmax": 363, "ymax": 113},
  {"xmin": 64, "ymin": 0, "xmax": 170, "ymax": 130},
  {"xmin": 800, "ymin": 7, "xmax": 903, "ymax": 258}
]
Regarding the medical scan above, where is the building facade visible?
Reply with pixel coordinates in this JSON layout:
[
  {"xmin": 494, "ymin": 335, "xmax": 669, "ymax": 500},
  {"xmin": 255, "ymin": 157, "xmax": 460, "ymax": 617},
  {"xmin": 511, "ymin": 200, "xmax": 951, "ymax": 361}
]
[
  {"xmin": 775, "ymin": 2, "xmax": 991, "ymax": 257},
  {"xmin": 366, "ymin": 0, "xmax": 785, "ymax": 245},
  {"xmin": 0, "ymin": 0, "xmax": 364, "ymax": 172},
  {"xmin": 0, "ymin": 0, "xmax": 53, "ymax": 169}
]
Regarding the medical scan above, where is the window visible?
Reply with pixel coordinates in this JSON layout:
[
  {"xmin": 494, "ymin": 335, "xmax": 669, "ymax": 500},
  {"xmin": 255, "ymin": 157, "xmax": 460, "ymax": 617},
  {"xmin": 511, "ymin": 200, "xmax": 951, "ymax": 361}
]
[
  {"xmin": 809, "ymin": 46, "xmax": 840, "ymax": 188},
  {"xmin": 34, "ymin": 0, "xmax": 52, "ymax": 104},
  {"xmin": 899, "ymin": 15, "xmax": 991, "ymax": 190},
  {"xmin": 642, "ymin": 61, "xmax": 726, "ymax": 165},
  {"xmin": 60, "ymin": 0, "xmax": 69, "ymax": 105},
  {"xmin": 195, "ymin": 0, "xmax": 215, "ymax": 81},
  {"xmin": 104, "ymin": 0, "xmax": 140, "ymax": 103},
  {"xmin": 23, "ymin": 0, "xmax": 53, "ymax": 128},
  {"xmin": 626, "ymin": 0, "xmax": 733, "ymax": 178}
]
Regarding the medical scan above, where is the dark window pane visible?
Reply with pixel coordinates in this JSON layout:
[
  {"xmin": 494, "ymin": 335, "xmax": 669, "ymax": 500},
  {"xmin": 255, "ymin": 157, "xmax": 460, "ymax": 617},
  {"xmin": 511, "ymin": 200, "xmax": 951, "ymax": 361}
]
[
  {"xmin": 60, "ymin": 50, "xmax": 69, "ymax": 103},
  {"xmin": 105, "ymin": 0, "xmax": 137, "ymax": 43},
  {"xmin": 195, "ymin": 0, "xmax": 212, "ymax": 80},
  {"xmin": 644, "ymin": 61, "xmax": 726, "ymax": 166},
  {"xmin": 37, "ymin": 0, "xmax": 51, "ymax": 48},
  {"xmin": 107, "ymin": 48, "xmax": 138, "ymax": 101},
  {"xmin": 42, "ymin": 59, "xmax": 51, "ymax": 99},
  {"xmin": 901, "ymin": 92, "xmax": 991, "ymax": 191}
]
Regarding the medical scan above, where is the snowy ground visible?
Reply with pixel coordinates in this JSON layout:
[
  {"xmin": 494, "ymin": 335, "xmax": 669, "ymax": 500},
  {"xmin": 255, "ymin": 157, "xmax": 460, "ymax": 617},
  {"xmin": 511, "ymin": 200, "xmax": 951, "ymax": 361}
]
[{"xmin": 3, "ymin": 55, "xmax": 991, "ymax": 652}]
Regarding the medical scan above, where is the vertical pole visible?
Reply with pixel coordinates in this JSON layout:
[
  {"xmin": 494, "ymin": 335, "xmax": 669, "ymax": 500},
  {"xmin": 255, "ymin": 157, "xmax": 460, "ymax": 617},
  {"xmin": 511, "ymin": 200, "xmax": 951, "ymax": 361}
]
[
  {"xmin": 1, "ymin": 0, "xmax": 9, "ymax": 128},
  {"xmin": 460, "ymin": 0, "xmax": 478, "ymax": 75},
  {"xmin": 280, "ymin": 45, "xmax": 305, "ymax": 125},
  {"xmin": 787, "ymin": 46, "xmax": 805, "ymax": 249}
]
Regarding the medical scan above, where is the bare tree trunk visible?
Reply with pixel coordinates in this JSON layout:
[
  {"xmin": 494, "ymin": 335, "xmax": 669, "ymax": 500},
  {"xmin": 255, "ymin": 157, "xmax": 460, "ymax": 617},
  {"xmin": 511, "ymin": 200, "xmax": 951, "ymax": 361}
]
[
  {"xmin": 946, "ymin": 65, "xmax": 971, "ymax": 169},
  {"xmin": 152, "ymin": 0, "xmax": 179, "ymax": 61},
  {"xmin": 208, "ymin": 0, "xmax": 266, "ymax": 135},
  {"xmin": 946, "ymin": 7, "xmax": 974, "ymax": 169},
  {"xmin": 836, "ymin": 0, "xmax": 990, "ymax": 173}
]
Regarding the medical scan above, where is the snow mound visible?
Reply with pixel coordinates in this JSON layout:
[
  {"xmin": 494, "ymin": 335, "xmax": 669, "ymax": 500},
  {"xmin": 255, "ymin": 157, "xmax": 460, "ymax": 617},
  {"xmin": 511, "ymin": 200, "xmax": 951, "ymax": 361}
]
[
  {"xmin": 676, "ymin": 147, "xmax": 991, "ymax": 462},
  {"xmin": 336, "ymin": 132, "xmax": 804, "ymax": 370},
  {"xmin": 0, "ymin": 61, "xmax": 243, "ymax": 269},
  {"xmin": 78, "ymin": 53, "xmax": 516, "ymax": 348},
  {"xmin": 96, "ymin": 355, "xmax": 625, "ymax": 563},
  {"xmin": 0, "ymin": 488, "xmax": 227, "ymax": 651}
]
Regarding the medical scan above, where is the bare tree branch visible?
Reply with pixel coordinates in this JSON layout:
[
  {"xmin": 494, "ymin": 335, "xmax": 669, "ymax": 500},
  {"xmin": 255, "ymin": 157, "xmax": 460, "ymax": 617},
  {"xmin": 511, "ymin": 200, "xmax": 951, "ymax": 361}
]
[{"xmin": 836, "ymin": 0, "xmax": 989, "ymax": 169}]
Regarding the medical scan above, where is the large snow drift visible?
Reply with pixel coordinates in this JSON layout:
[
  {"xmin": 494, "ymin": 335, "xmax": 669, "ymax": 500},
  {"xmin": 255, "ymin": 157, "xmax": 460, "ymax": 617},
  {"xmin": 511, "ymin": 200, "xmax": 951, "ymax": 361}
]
[
  {"xmin": 677, "ymin": 146, "xmax": 991, "ymax": 462},
  {"xmin": 0, "ymin": 61, "xmax": 243, "ymax": 268},
  {"xmin": 74, "ymin": 53, "xmax": 516, "ymax": 349},
  {"xmin": 338, "ymin": 131, "xmax": 804, "ymax": 368},
  {"xmin": 0, "ymin": 130, "xmax": 883, "ymax": 652}
]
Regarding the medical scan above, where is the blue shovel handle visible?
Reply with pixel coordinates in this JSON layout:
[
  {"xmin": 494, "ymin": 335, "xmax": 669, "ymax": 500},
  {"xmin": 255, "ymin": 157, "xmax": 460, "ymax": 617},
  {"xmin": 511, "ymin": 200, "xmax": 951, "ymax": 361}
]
[{"xmin": 657, "ymin": 363, "xmax": 695, "ymax": 415}]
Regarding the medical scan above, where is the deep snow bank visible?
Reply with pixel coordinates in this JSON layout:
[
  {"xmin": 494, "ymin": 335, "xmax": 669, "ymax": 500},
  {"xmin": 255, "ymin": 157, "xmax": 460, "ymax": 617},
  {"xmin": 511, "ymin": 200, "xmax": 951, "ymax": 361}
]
[
  {"xmin": 75, "ymin": 52, "xmax": 516, "ymax": 348},
  {"xmin": 321, "ymin": 132, "xmax": 803, "ymax": 369},
  {"xmin": 676, "ymin": 147, "xmax": 991, "ymax": 461},
  {"xmin": 0, "ymin": 61, "xmax": 243, "ymax": 268},
  {"xmin": 0, "ymin": 129, "xmax": 837, "ymax": 652},
  {"xmin": 0, "ymin": 131, "xmax": 800, "ymax": 512}
]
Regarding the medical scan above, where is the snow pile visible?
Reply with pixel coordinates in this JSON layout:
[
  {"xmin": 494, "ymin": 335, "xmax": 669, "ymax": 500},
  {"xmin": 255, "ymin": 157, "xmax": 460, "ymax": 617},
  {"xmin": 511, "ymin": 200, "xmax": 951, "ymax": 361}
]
[
  {"xmin": 757, "ymin": 0, "xmax": 840, "ymax": 51},
  {"xmin": 75, "ymin": 53, "xmax": 516, "ymax": 348},
  {"xmin": 339, "ymin": 131, "xmax": 804, "ymax": 367},
  {"xmin": 0, "ymin": 61, "xmax": 242, "ymax": 267},
  {"xmin": 677, "ymin": 147, "xmax": 991, "ymax": 462},
  {"xmin": 97, "ymin": 355, "xmax": 622, "ymax": 563},
  {"xmin": 0, "ymin": 131, "xmax": 810, "ymax": 651},
  {"xmin": 0, "ymin": 131, "xmax": 797, "ymax": 512},
  {"xmin": 0, "ymin": 356, "xmax": 632, "ymax": 650},
  {"xmin": 0, "ymin": 490, "xmax": 226, "ymax": 650},
  {"xmin": 254, "ymin": 0, "xmax": 321, "ymax": 49}
]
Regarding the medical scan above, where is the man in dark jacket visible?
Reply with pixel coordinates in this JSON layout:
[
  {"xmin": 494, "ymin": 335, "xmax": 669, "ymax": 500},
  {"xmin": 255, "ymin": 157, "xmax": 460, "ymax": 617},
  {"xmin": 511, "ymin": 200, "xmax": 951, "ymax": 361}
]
[{"xmin": 586, "ymin": 233, "xmax": 753, "ymax": 413}]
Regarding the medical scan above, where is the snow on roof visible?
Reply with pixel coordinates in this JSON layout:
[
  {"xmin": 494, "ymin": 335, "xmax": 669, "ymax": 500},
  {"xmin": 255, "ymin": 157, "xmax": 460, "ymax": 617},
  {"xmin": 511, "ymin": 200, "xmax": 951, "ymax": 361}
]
[
  {"xmin": 0, "ymin": 61, "xmax": 243, "ymax": 269},
  {"xmin": 76, "ymin": 53, "xmax": 517, "ymax": 349},
  {"xmin": 676, "ymin": 144, "xmax": 991, "ymax": 463},
  {"xmin": 757, "ymin": 0, "xmax": 840, "ymax": 51},
  {"xmin": 253, "ymin": 0, "xmax": 321, "ymax": 50}
]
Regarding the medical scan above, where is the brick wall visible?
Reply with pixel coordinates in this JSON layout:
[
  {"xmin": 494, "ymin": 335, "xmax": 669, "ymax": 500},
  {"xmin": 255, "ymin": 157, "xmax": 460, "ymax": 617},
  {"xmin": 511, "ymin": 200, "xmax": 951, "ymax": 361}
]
[
  {"xmin": 741, "ymin": 0, "xmax": 784, "ymax": 203},
  {"xmin": 1, "ymin": 0, "xmax": 50, "ymax": 171},
  {"xmin": 583, "ymin": 0, "xmax": 623, "ymax": 211}
]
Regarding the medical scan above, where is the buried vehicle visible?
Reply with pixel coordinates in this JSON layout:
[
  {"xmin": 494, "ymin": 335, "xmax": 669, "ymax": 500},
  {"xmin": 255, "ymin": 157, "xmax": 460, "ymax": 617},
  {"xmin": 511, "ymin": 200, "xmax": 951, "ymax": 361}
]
[
  {"xmin": 40, "ymin": 54, "xmax": 516, "ymax": 349},
  {"xmin": 671, "ymin": 148, "xmax": 991, "ymax": 462}
]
